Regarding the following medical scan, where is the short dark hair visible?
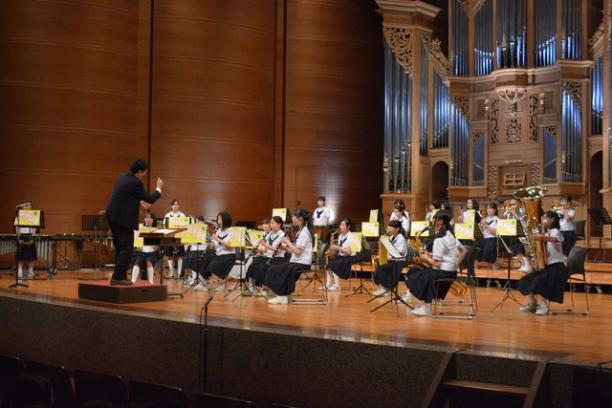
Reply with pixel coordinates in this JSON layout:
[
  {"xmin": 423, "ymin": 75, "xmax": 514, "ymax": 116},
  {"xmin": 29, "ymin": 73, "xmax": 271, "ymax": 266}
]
[
  {"xmin": 271, "ymin": 216, "xmax": 284, "ymax": 226},
  {"xmin": 431, "ymin": 200, "xmax": 441, "ymax": 209},
  {"xmin": 487, "ymin": 201, "xmax": 498, "ymax": 215},
  {"xmin": 317, "ymin": 196, "xmax": 326, "ymax": 202},
  {"xmin": 545, "ymin": 210, "xmax": 561, "ymax": 229},
  {"xmin": 293, "ymin": 208, "xmax": 311, "ymax": 224},
  {"xmin": 340, "ymin": 218, "xmax": 354, "ymax": 231},
  {"xmin": 196, "ymin": 215, "xmax": 205, "ymax": 222},
  {"xmin": 388, "ymin": 220, "xmax": 404, "ymax": 236},
  {"xmin": 130, "ymin": 158, "xmax": 148, "ymax": 174},
  {"xmin": 170, "ymin": 198, "xmax": 179, "ymax": 206},
  {"xmin": 217, "ymin": 211, "xmax": 232, "ymax": 228},
  {"xmin": 261, "ymin": 218, "xmax": 271, "ymax": 225},
  {"xmin": 393, "ymin": 200, "xmax": 406, "ymax": 212}
]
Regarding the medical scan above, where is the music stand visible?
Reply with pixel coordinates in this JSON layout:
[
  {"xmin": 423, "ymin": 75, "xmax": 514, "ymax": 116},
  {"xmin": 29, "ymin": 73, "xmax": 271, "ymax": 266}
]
[
  {"xmin": 79, "ymin": 214, "xmax": 109, "ymax": 280},
  {"xmin": 491, "ymin": 231, "xmax": 525, "ymax": 312},
  {"xmin": 225, "ymin": 229, "xmax": 250, "ymax": 301},
  {"xmin": 588, "ymin": 208, "xmax": 612, "ymax": 262},
  {"xmin": 11, "ymin": 210, "xmax": 45, "ymax": 289}
]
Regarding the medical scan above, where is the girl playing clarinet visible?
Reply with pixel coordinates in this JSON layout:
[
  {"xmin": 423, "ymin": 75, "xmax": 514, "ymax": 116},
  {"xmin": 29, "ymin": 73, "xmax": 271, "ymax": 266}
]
[
  {"xmin": 204, "ymin": 211, "xmax": 237, "ymax": 292},
  {"xmin": 518, "ymin": 211, "xmax": 568, "ymax": 315},
  {"xmin": 246, "ymin": 216, "xmax": 287, "ymax": 295},
  {"xmin": 266, "ymin": 209, "xmax": 313, "ymax": 304},
  {"xmin": 324, "ymin": 218, "xmax": 357, "ymax": 292}
]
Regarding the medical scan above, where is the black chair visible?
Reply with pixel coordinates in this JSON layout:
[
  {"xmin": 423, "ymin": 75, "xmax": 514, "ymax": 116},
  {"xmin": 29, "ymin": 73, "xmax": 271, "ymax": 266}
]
[
  {"xmin": 128, "ymin": 379, "xmax": 189, "ymax": 408},
  {"xmin": 74, "ymin": 369, "xmax": 129, "ymax": 408},
  {"xmin": 551, "ymin": 247, "xmax": 589, "ymax": 315},
  {"xmin": 191, "ymin": 391, "xmax": 253, "ymax": 408},
  {"xmin": 575, "ymin": 220, "xmax": 586, "ymax": 241},
  {"xmin": 432, "ymin": 245, "xmax": 478, "ymax": 319},
  {"xmin": 0, "ymin": 355, "xmax": 25, "ymax": 405},
  {"xmin": 25, "ymin": 360, "xmax": 77, "ymax": 408}
]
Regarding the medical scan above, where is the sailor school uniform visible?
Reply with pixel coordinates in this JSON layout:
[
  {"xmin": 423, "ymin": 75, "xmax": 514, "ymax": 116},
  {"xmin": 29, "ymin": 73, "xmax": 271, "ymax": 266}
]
[
  {"xmin": 329, "ymin": 231, "xmax": 357, "ymax": 280},
  {"xmin": 163, "ymin": 210, "xmax": 186, "ymax": 257},
  {"xmin": 265, "ymin": 228, "xmax": 313, "ymax": 296},
  {"xmin": 374, "ymin": 233, "xmax": 407, "ymax": 290},
  {"xmin": 203, "ymin": 228, "xmax": 236, "ymax": 279},
  {"xmin": 558, "ymin": 208, "xmax": 576, "ymax": 256},
  {"xmin": 14, "ymin": 217, "xmax": 37, "ymax": 262},
  {"xmin": 246, "ymin": 230, "xmax": 288, "ymax": 286},
  {"xmin": 476, "ymin": 215, "xmax": 498, "ymax": 263}
]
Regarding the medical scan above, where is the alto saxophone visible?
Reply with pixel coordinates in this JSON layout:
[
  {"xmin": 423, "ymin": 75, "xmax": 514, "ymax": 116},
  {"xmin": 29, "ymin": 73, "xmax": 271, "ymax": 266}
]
[
  {"xmin": 325, "ymin": 230, "xmax": 339, "ymax": 268},
  {"xmin": 407, "ymin": 228, "xmax": 429, "ymax": 268}
]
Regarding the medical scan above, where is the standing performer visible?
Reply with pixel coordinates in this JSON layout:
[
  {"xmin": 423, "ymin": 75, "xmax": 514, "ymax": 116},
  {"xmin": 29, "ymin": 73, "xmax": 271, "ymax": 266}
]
[
  {"xmin": 371, "ymin": 220, "xmax": 407, "ymax": 297},
  {"xmin": 163, "ymin": 199, "xmax": 186, "ymax": 279},
  {"xmin": 518, "ymin": 211, "xmax": 568, "ymax": 315},
  {"xmin": 407, "ymin": 212, "xmax": 467, "ymax": 316},
  {"xmin": 131, "ymin": 211, "xmax": 159, "ymax": 284},
  {"xmin": 246, "ymin": 216, "xmax": 287, "ymax": 295},
  {"xmin": 105, "ymin": 159, "xmax": 162, "ymax": 285},
  {"xmin": 324, "ymin": 218, "xmax": 357, "ymax": 292},
  {"xmin": 266, "ymin": 209, "xmax": 314, "ymax": 305},
  {"xmin": 14, "ymin": 200, "xmax": 38, "ymax": 280},
  {"xmin": 312, "ymin": 196, "xmax": 331, "ymax": 242},
  {"xmin": 557, "ymin": 196, "xmax": 576, "ymax": 258}
]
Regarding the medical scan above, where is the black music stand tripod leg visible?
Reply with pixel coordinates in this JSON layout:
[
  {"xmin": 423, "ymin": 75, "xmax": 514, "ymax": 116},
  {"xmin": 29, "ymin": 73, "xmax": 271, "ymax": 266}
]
[{"xmin": 491, "ymin": 234, "xmax": 525, "ymax": 312}]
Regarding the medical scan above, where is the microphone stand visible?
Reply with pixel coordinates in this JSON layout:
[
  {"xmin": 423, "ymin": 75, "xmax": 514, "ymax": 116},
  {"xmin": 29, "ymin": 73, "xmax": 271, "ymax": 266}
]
[
  {"xmin": 200, "ymin": 293, "xmax": 214, "ymax": 392},
  {"xmin": 491, "ymin": 233, "xmax": 525, "ymax": 312}
]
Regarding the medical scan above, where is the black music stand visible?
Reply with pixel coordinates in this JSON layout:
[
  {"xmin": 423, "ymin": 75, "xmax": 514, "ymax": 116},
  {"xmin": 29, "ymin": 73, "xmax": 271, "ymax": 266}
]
[
  {"xmin": 79, "ymin": 214, "xmax": 109, "ymax": 280},
  {"xmin": 491, "ymin": 232, "xmax": 525, "ymax": 312},
  {"xmin": 11, "ymin": 210, "xmax": 45, "ymax": 289},
  {"xmin": 588, "ymin": 208, "xmax": 612, "ymax": 262}
]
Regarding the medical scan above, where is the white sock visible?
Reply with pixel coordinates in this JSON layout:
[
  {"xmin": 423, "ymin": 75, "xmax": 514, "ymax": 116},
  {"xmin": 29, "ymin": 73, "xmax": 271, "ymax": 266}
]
[
  {"xmin": 168, "ymin": 259, "xmax": 174, "ymax": 272},
  {"xmin": 17, "ymin": 265, "xmax": 23, "ymax": 278},
  {"xmin": 146, "ymin": 265, "xmax": 155, "ymax": 283},
  {"xmin": 177, "ymin": 258, "xmax": 183, "ymax": 276},
  {"xmin": 333, "ymin": 273, "xmax": 341, "ymax": 287},
  {"xmin": 191, "ymin": 270, "xmax": 197, "ymax": 280},
  {"xmin": 132, "ymin": 265, "xmax": 140, "ymax": 283},
  {"xmin": 28, "ymin": 263, "xmax": 34, "ymax": 276},
  {"xmin": 326, "ymin": 271, "xmax": 333, "ymax": 287}
]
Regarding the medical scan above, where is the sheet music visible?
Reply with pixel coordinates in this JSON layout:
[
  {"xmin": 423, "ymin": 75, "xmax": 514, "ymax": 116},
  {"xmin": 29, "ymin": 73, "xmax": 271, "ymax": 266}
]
[{"xmin": 380, "ymin": 235, "xmax": 402, "ymax": 258}]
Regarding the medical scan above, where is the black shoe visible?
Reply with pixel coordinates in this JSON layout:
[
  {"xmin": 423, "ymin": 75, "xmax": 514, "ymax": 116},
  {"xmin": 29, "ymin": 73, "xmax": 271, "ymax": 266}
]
[{"xmin": 110, "ymin": 279, "xmax": 133, "ymax": 286}]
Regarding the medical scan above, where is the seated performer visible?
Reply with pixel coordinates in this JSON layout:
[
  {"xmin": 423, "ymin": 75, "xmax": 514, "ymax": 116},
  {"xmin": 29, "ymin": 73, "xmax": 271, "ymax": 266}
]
[
  {"xmin": 503, "ymin": 198, "xmax": 533, "ymax": 273},
  {"xmin": 425, "ymin": 200, "xmax": 441, "ymax": 223},
  {"xmin": 371, "ymin": 220, "xmax": 407, "ymax": 297},
  {"xmin": 518, "ymin": 211, "xmax": 569, "ymax": 316},
  {"xmin": 246, "ymin": 216, "xmax": 287, "ymax": 295},
  {"xmin": 184, "ymin": 216, "xmax": 213, "ymax": 290},
  {"xmin": 131, "ymin": 211, "xmax": 159, "ymax": 284},
  {"xmin": 266, "ymin": 209, "xmax": 313, "ymax": 305},
  {"xmin": 475, "ymin": 202, "xmax": 499, "ymax": 269},
  {"xmin": 407, "ymin": 212, "xmax": 467, "ymax": 317},
  {"xmin": 204, "ymin": 211, "xmax": 237, "ymax": 292},
  {"xmin": 390, "ymin": 200, "xmax": 411, "ymax": 236},
  {"xmin": 163, "ymin": 199, "xmax": 186, "ymax": 279},
  {"xmin": 313, "ymin": 196, "xmax": 331, "ymax": 242},
  {"xmin": 459, "ymin": 198, "xmax": 482, "ymax": 224},
  {"xmin": 557, "ymin": 196, "xmax": 576, "ymax": 258},
  {"xmin": 324, "ymin": 218, "xmax": 357, "ymax": 292},
  {"xmin": 14, "ymin": 200, "xmax": 38, "ymax": 280}
]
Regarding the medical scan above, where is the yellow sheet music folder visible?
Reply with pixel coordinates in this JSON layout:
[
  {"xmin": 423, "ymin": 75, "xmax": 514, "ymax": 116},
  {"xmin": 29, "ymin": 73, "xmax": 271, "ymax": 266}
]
[
  {"xmin": 17, "ymin": 210, "xmax": 41, "ymax": 227},
  {"xmin": 177, "ymin": 224, "xmax": 208, "ymax": 244},
  {"xmin": 410, "ymin": 221, "xmax": 430, "ymax": 237},
  {"xmin": 167, "ymin": 216, "xmax": 192, "ymax": 228},
  {"xmin": 497, "ymin": 219, "xmax": 517, "ymax": 236},
  {"xmin": 134, "ymin": 225, "xmax": 157, "ymax": 247},
  {"xmin": 455, "ymin": 223, "xmax": 474, "ymax": 240},
  {"xmin": 361, "ymin": 222, "xmax": 379, "ymax": 238},
  {"xmin": 350, "ymin": 232, "xmax": 363, "ymax": 253},
  {"xmin": 272, "ymin": 208, "xmax": 288, "ymax": 221},
  {"xmin": 228, "ymin": 227, "xmax": 247, "ymax": 248},
  {"xmin": 369, "ymin": 210, "xmax": 379, "ymax": 223},
  {"xmin": 462, "ymin": 210, "xmax": 476, "ymax": 225}
]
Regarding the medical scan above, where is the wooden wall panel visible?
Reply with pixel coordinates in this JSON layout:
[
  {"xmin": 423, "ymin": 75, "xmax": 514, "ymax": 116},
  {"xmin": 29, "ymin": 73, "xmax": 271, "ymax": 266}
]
[
  {"xmin": 283, "ymin": 0, "xmax": 383, "ymax": 222},
  {"xmin": 149, "ymin": 0, "xmax": 276, "ymax": 221},
  {"xmin": 0, "ymin": 0, "xmax": 149, "ymax": 233}
]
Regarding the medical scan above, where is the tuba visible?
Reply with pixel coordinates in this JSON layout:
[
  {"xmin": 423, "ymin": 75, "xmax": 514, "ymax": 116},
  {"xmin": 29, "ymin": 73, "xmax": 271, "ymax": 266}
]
[{"xmin": 514, "ymin": 186, "xmax": 547, "ymax": 271}]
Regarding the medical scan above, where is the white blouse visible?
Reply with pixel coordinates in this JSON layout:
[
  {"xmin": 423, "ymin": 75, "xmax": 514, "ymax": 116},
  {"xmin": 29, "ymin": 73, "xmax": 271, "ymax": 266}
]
[
  {"xmin": 214, "ymin": 228, "xmax": 235, "ymax": 256},
  {"xmin": 290, "ymin": 228, "xmax": 313, "ymax": 265},
  {"xmin": 389, "ymin": 233, "xmax": 407, "ymax": 261},
  {"xmin": 264, "ymin": 230, "xmax": 286, "ymax": 258},
  {"xmin": 432, "ymin": 230, "xmax": 464, "ymax": 272},
  {"xmin": 313, "ymin": 207, "xmax": 331, "ymax": 227},
  {"xmin": 545, "ymin": 228, "xmax": 565, "ymax": 265},
  {"xmin": 482, "ymin": 216, "xmax": 498, "ymax": 239},
  {"xmin": 558, "ymin": 209, "xmax": 576, "ymax": 231},
  {"xmin": 14, "ymin": 218, "xmax": 35, "ymax": 235},
  {"xmin": 337, "ymin": 232, "xmax": 354, "ymax": 257}
]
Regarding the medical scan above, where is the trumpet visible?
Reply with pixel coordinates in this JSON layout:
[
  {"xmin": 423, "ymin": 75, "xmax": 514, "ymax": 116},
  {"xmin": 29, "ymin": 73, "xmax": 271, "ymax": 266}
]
[{"xmin": 551, "ymin": 200, "xmax": 579, "ymax": 211}]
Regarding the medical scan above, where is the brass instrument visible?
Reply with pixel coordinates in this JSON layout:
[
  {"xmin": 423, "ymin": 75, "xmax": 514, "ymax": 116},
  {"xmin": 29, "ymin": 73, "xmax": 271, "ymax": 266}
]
[
  {"xmin": 324, "ymin": 230, "xmax": 339, "ymax": 267},
  {"xmin": 503, "ymin": 199, "xmax": 514, "ymax": 213},
  {"xmin": 514, "ymin": 185, "xmax": 547, "ymax": 271},
  {"xmin": 551, "ymin": 200, "xmax": 579, "ymax": 211},
  {"xmin": 407, "ymin": 228, "xmax": 429, "ymax": 268}
]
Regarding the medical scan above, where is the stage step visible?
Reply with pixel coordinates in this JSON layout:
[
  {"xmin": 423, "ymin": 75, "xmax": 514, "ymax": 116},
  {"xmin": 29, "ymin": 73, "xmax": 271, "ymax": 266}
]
[{"xmin": 422, "ymin": 353, "xmax": 548, "ymax": 408}]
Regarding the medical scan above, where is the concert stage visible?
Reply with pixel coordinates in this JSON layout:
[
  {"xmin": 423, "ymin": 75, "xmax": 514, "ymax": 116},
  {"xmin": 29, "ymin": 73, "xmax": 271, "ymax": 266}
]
[{"xmin": 1, "ymin": 270, "xmax": 611, "ymax": 407}]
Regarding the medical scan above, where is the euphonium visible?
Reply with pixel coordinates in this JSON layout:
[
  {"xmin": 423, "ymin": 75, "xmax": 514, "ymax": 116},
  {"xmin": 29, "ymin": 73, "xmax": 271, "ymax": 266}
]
[
  {"xmin": 514, "ymin": 185, "xmax": 547, "ymax": 271},
  {"xmin": 407, "ymin": 228, "xmax": 429, "ymax": 268}
]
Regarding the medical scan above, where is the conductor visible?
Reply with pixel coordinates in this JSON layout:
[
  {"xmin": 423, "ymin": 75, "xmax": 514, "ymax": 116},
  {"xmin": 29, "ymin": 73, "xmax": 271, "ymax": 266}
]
[{"xmin": 106, "ymin": 159, "xmax": 163, "ymax": 285}]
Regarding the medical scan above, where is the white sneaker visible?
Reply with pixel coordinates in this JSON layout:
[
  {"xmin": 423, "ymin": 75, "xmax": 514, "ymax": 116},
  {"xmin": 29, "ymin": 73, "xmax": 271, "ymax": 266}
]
[
  {"xmin": 319, "ymin": 284, "xmax": 331, "ymax": 291},
  {"xmin": 372, "ymin": 288, "xmax": 387, "ymax": 296},
  {"xmin": 260, "ymin": 289, "xmax": 270, "ymax": 297},
  {"xmin": 267, "ymin": 295, "xmax": 289, "ymax": 305},
  {"xmin": 215, "ymin": 283, "xmax": 226, "ymax": 292},
  {"xmin": 411, "ymin": 303, "xmax": 432, "ymax": 316},
  {"xmin": 194, "ymin": 283, "xmax": 206, "ymax": 292},
  {"xmin": 535, "ymin": 303, "xmax": 549, "ymax": 316},
  {"xmin": 519, "ymin": 264, "xmax": 533, "ymax": 273},
  {"xmin": 328, "ymin": 284, "xmax": 341, "ymax": 292},
  {"xmin": 17, "ymin": 271, "xmax": 24, "ymax": 280},
  {"xmin": 401, "ymin": 291, "xmax": 413, "ymax": 302},
  {"xmin": 520, "ymin": 303, "xmax": 537, "ymax": 313}
]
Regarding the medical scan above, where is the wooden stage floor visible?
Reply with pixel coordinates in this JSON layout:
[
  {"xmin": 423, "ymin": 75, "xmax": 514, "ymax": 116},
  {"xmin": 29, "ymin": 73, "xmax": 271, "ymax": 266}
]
[{"xmin": 1, "ymin": 269, "xmax": 611, "ymax": 368}]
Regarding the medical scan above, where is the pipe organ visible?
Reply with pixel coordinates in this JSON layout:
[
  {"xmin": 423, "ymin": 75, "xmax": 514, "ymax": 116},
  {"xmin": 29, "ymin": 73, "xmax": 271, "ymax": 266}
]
[{"xmin": 377, "ymin": 0, "xmax": 609, "ymax": 221}]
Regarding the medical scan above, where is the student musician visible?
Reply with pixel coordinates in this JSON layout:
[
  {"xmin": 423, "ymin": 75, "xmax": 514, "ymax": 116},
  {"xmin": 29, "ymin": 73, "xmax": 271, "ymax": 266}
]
[
  {"xmin": 324, "ymin": 218, "xmax": 357, "ymax": 292},
  {"xmin": 266, "ymin": 208, "xmax": 313, "ymax": 305},
  {"xmin": 503, "ymin": 199, "xmax": 533, "ymax": 273},
  {"xmin": 246, "ymin": 216, "xmax": 287, "ymax": 295},
  {"xmin": 407, "ymin": 212, "xmax": 467, "ymax": 316},
  {"xmin": 14, "ymin": 200, "xmax": 38, "ymax": 280},
  {"xmin": 203, "ymin": 211, "xmax": 237, "ymax": 292},
  {"xmin": 372, "ymin": 220, "xmax": 407, "ymax": 297},
  {"xmin": 425, "ymin": 200, "xmax": 441, "ymax": 223},
  {"xmin": 475, "ymin": 202, "xmax": 499, "ymax": 269},
  {"xmin": 518, "ymin": 211, "xmax": 569, "ymax": 315},
  {"xmin": 184, "ymin": 216, "xmax": 212, "ymax": 290},
  {"xmin": 131, "ymin": 211, "xmax": 159, "ymax": 284},
  {"xmin": 390, "ymin": 200, "xmax": 411, "ymax": 233},
  {"xmin": 313, "ymin": 196, "xmax": 331, "ymax": 241},
  {"xmin": 557, "ymin": 196, "xmax": 576, "ymax": 258},
  {"xmin": 458, "ymin": 198, "xmax": 482, "ymax": 224},
  {"xmin": 163, "ymin": 199, "xmax": 186, "ymax": 279}
]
